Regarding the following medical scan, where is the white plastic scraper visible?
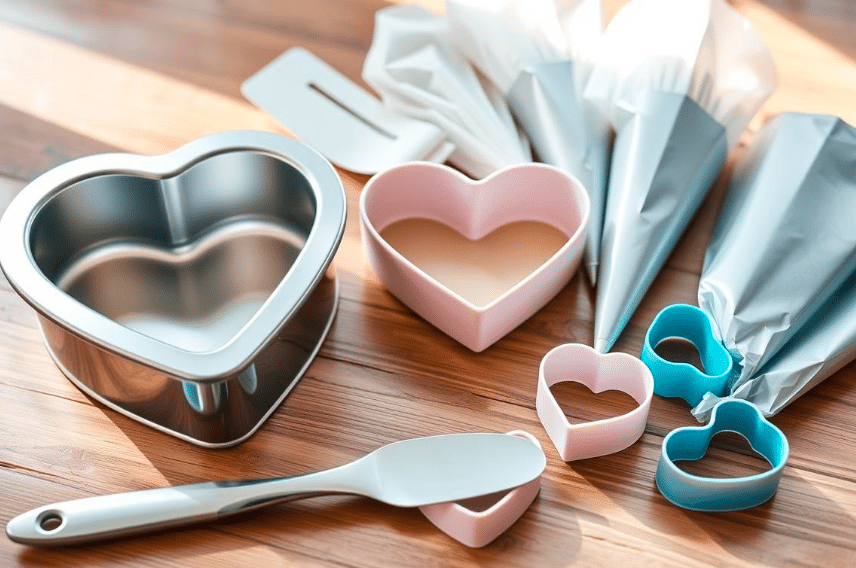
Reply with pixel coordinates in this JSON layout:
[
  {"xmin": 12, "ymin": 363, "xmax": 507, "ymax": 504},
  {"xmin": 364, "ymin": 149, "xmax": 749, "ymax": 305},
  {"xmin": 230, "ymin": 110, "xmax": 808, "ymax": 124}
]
[{"xmin": 242, "ymin": 47, "xmax": 455, "ymax": 175}]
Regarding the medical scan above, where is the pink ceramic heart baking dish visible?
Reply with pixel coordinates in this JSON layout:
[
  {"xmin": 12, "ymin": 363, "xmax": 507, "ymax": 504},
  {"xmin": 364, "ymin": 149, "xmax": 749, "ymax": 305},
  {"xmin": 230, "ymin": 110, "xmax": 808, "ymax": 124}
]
[{"xmin": 360, "ymin": 162, "xmax": 590, "ymax": 351}]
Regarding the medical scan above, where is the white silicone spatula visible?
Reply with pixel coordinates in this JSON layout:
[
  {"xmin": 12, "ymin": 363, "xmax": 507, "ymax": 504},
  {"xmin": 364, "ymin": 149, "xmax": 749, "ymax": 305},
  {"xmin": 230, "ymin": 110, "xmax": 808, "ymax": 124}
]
[{"xmin": 6, "ymin": 433, "xmax": 546, "ymax": 546}]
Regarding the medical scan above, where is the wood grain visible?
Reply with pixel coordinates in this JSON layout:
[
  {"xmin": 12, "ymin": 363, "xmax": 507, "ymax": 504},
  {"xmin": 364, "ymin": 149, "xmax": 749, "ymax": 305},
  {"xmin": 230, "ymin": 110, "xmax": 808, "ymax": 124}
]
[{"xmin": 0, "ymin": 0, "xmax": 854, "ymax": 566}]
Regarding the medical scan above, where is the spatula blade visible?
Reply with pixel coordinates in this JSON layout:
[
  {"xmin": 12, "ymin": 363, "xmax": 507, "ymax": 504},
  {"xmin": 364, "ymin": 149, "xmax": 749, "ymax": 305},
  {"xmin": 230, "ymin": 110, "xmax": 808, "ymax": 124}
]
[{"xmin": 367, "ymin": 433, "xmax": 546, "ymax": 507}]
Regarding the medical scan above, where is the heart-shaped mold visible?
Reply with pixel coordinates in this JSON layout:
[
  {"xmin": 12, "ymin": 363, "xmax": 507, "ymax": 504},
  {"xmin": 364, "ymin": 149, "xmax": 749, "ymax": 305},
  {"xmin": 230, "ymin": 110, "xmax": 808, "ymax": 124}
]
[
  {"xmin": 0, "ymin": 131, "xmax": 347, "ymax": 446},
  {"xmin": 656, "ymin": 398, "xmax": 789, "ymax": 511},
  {"xmin": 360, "ymin": 162, "xmax": 589, "ymax": 352},
  {"xmin": 419, "ymin": 431, "xmax": 543, "ymax": 548},
  {"xmin": 536, "ymin": 343, "xmax": 654, "ymax": 461},
  {"xmin": 641, "ymin": 304, "xmax": 734, "ymax": 406}
]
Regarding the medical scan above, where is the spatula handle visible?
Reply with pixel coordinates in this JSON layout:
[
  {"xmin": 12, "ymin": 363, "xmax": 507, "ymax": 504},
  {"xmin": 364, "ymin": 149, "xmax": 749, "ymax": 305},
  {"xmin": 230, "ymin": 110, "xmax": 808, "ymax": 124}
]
[{"xmin": 6, "ymin": 465, "xmax": 360, "ymax": 546}]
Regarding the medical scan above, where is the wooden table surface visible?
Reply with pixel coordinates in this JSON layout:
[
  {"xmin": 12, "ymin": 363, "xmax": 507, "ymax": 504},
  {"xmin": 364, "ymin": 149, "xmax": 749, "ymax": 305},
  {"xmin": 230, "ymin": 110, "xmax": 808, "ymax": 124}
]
[{"xmin": 1, "ymin": 0, "xmax": 855, "ymax": 566}]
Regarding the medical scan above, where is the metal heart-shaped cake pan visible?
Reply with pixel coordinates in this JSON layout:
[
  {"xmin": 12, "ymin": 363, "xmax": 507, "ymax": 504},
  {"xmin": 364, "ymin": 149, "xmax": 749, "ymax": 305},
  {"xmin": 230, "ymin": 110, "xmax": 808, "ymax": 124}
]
[{"xmin": 0, "ymin": 131, "xmax": 347, "ymax": 447}]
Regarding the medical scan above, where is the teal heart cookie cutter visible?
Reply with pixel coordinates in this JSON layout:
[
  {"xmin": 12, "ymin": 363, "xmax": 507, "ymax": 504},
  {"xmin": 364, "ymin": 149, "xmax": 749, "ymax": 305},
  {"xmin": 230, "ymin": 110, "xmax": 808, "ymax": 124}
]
[
  {"xmin": 640, "ymin": 304, "xmax": 733, "ymax": 406},
  {"xmin": 655, "ymin": 398, "xmax": 789, "ymax": 511}
]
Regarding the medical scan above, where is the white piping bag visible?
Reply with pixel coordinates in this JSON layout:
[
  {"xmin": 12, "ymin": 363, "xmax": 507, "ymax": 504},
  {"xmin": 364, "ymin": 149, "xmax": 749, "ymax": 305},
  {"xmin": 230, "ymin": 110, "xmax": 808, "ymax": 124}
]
[
  {"xmin": 362, "ymin": 4, "xmax": 531, "ymax": 179},
  {"xmin": 585, "ymin": 0, "xmax": 776, "ymax": 352},
  {"xmin": 446, "ymin": 0, "xmax": 610, "ymax": 283},
  {"xmin": 693, "ymin": 113, "xmax": 856, "ymax": 419}
]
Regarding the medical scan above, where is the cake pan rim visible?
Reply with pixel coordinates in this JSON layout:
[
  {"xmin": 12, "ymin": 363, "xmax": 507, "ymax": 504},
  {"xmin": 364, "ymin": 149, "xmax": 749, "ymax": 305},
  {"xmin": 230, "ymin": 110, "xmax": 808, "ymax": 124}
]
[{"xmin": 0, "ymin": 130, "xmax": 347, "ymax": 382}]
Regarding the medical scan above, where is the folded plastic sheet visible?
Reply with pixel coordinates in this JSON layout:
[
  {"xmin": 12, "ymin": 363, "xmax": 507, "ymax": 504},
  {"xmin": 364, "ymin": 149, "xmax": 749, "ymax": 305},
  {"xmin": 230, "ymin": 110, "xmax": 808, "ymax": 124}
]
[
  {"xmin": 362, "ymin": 4, "xmax": 531, "ymax": 179},
  {"xmin": 584, "ymin": 0, "xmax": 776, "ymax": 351},
  {"xmin": 693, "ymin": 113, "xmax": 856, "ymax": 418},
  {"xmin": 446, "ymin": 0, "xmax": 609, "ymax": 283}
]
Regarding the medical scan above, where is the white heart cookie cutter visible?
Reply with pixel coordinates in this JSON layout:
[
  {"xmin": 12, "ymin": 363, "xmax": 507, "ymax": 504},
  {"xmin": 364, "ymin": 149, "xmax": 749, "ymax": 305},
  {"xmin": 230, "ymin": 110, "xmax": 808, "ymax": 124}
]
[{"xmin": 537, "ymin": 343, "xmax": 654, "ymax": 461}]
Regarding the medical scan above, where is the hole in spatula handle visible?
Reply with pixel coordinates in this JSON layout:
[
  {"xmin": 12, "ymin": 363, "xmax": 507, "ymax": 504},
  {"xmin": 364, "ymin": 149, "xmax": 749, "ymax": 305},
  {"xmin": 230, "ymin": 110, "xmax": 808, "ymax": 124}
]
[{"xmin": 37, "ymin": 510, "xmax": 65, "ymax": 533}]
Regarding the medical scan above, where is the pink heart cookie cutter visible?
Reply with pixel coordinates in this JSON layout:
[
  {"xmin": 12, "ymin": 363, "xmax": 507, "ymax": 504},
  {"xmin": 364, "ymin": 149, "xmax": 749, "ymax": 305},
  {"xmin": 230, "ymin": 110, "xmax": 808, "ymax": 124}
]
[
  {"xmin": 419, "ymin": 430, "xmax": 543, "ymax": 548},
  {"xmin": 360, "ymin": 162, "xmax": 590, "ymax": 352},
  {"xmin": 536, "ymin": 343, "xmax": 654, "ymax": 461}
]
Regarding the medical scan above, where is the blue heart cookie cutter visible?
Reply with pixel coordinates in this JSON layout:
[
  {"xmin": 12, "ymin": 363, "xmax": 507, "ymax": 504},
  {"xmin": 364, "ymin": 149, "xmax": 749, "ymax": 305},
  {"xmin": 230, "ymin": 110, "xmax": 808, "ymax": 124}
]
[
  {"xmin": 641, "ymin": 304, "xmax": 733, "ymax": 406},
  {"xmin": 656, "ymin": 398, "xmax": 789, "ymax": 511}
]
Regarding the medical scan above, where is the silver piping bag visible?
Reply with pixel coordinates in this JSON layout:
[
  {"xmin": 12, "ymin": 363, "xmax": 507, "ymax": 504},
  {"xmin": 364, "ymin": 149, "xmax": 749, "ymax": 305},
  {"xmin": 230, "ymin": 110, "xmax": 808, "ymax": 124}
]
[
  {"xmin": 692, "ymin": 113, "xmax": 856, "ymax": 419},
  {"xmin": 362, "ymin": 4, "xmax": 531, "ymax": 179},
  {"xmin": 446, "ymin": 0, "xmax": 610, "ymax": 284},
  {"xmin": 585, "ymin": 0, "xmax": 776, "ymax": 352}
]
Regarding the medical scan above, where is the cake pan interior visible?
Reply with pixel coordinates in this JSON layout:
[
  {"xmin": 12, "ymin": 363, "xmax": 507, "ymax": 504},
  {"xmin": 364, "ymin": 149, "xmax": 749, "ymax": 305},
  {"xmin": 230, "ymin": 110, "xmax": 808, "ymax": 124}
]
[{"xmin": 32, "ymin": 151, "xmax": 316, "ymax": 353}]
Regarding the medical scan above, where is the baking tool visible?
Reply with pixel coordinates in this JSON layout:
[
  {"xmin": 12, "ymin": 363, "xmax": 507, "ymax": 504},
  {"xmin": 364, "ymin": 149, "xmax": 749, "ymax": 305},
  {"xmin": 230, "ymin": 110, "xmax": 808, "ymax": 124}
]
[
  {"xmin": 585, "ymin": 0, "xmax": 776, "ymax": 352},
  {"xmin": 447, "ymin": 0, "xmax": 609, "ymax": 283},
  {"xmin": 0, "ymin": 131, "xmax": 347, "ymax": 447},
  {"xmin": 242, "ymin": 47, "xmax": 455, "ymax": 175},
  {"xmin": 656, "ymin": 399, "xmax": 788, "ymax": 511},
  {"xmin": 536, "ymin": 343, "xmax": 653, "ymax": 461},
  {"xmin": 6, "ymin": 433, "xmax": 547, "ymax": 547},
  {"xmin": 691, "ymin": 113, "xmax": 856, "ymax": 418},
  {"xmin": 734, "ymin": 265, "xmax": 856, "ymax": 416},
  {"xmin": 359, "ymin": 161, "xmax": 589, "ymax": 352},
  {"xmin": 641, "ymin": 114, "xmax": 856, "ymax": 420},
  {"xmin": 419, "ymin": 431, "xmax": 542, "ymax": 548},
  {"xmin": 362, "ymin": 4, "xmax": 532, "ymax": 178},
  {"xmin": 641, "ymin": 304, "xmax": 732, "ymax": 407}
]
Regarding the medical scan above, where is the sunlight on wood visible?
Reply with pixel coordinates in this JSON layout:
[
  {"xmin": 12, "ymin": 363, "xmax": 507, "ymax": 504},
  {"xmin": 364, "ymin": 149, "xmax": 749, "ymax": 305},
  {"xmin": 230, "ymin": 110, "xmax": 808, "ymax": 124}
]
[
  {"xmin": 792, "ymin": 469, "xmax": 856, "ymax": 523},
  {"xmin": 739, "ymin": 1, "xmax": 856, "ymax": 129},
  {"xmin": 578, "ymin": 518, "xmax": 752, "ymax": 568},
  {"xmin": 0, "ymin": 22, "xmax": 286, "ymax": 155},
  {"xmin": 192, "ymin": 545, "xmax": 288, "ymax": 566},
  {"xmin": 567, "ymin": 481, "xmax": 747, "ymax": 566}
]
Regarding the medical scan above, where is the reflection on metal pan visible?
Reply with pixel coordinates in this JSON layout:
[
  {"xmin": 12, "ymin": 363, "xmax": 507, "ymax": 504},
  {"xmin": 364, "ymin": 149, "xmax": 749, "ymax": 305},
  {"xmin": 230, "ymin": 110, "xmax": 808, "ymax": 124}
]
[{"xmin": 0, "ymin": 131, "xmax": 347, "ymax": 447}]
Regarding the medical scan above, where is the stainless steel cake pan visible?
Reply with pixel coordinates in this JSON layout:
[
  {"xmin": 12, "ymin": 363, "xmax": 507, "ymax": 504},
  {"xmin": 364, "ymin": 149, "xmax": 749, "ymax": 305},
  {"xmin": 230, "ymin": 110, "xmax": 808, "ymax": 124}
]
[{"xmin": 0, "ymin": 131, "xmax": 347, "ymax": 447}]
